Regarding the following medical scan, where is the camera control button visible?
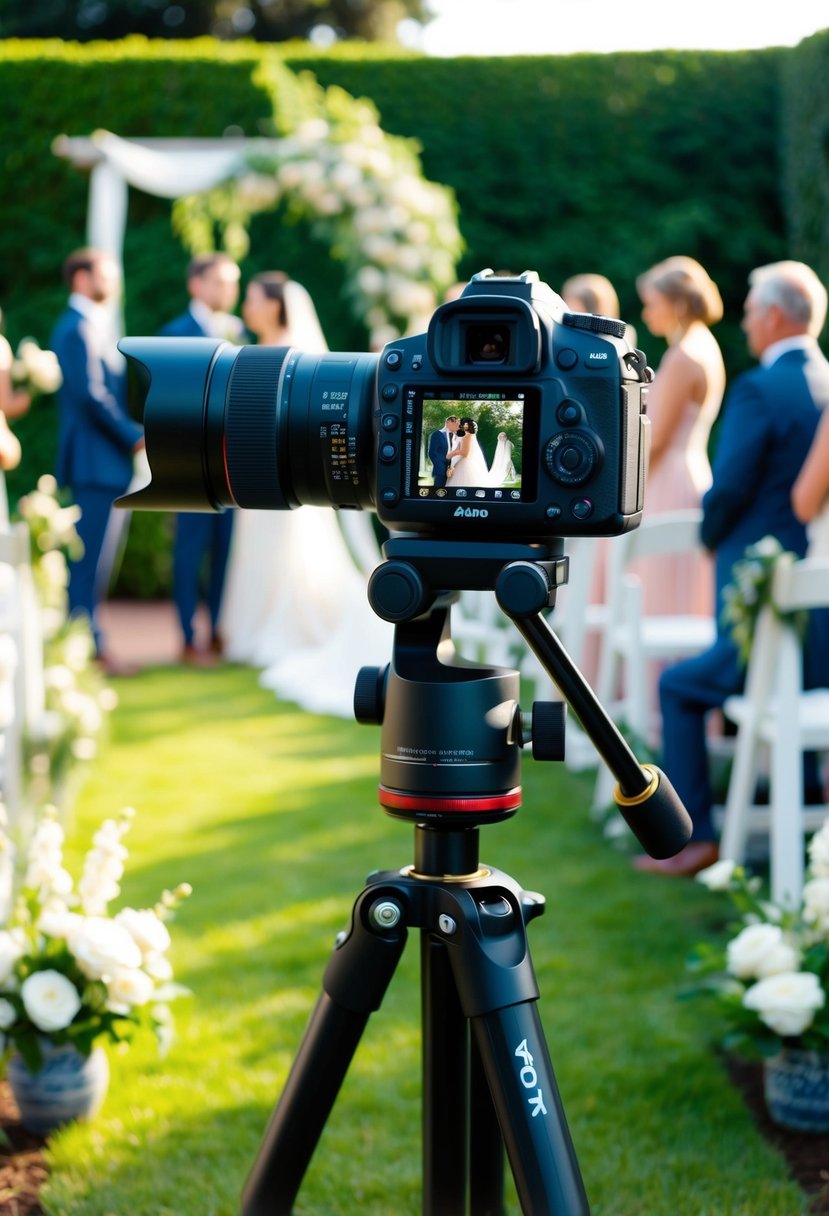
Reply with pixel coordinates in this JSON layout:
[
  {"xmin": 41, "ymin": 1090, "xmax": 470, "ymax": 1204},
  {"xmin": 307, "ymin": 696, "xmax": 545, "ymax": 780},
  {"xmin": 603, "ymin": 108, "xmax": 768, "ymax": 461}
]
[
  {"xmin": 556, "ymin": 400, "xmax": 581, "ymax": 425},
  {"xmin": 380, "ymin": 488, "xmax": 400, "ymax": 506},
  {"xmin": 545, "ymin": 505, "xmax": 562, "ymax": 520},
  {"xmin": 384, "ymin": 350, "xmax": 404, "ymax": 370},
  {"xmin": 571, "ymin": 498, "xmax": 594, "ymax": 520},
  {"xmin": 555, "ymin": 348, "xmax": 578, "ymax": 371},
  {"xmin": 381, "ymin": 414, "xmax": 399, "ymax": 432},
  {"xmin": 380, "ymin": 442, "xmax": 397, "ymax": 463},
  {"xmin": 544, "ymin": 431, "xmax": 599, "ymax": 486},
  {"xmin": 381, "ymin": 383, "xmax": 399, "ymax": 402}
]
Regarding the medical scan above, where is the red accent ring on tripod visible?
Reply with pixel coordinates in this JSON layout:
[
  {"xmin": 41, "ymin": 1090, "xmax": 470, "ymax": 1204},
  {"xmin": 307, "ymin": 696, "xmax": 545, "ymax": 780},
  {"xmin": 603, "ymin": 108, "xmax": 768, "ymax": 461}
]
[{"xmin": 379, "ymin": 787, "xmax": 522, "ymax": 814}]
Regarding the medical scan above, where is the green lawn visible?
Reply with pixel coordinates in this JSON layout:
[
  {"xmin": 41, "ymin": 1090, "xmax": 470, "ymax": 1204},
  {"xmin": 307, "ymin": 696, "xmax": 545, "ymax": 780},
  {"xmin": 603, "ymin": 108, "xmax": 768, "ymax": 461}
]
[{"xmin": 38, "ymin": 663, "xmax": 806, "ymax": 1215}]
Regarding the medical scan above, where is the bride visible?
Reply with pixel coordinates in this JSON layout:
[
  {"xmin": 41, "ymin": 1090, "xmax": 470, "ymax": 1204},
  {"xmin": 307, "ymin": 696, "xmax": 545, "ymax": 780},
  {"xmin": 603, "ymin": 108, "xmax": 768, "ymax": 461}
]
[
  {"xmin": 450, "ymin": 420, "xmax": 516, "ymax": 488},
  {"xmin": 220, "ymin": 272, "xmax": 391, "ymax": 714}
]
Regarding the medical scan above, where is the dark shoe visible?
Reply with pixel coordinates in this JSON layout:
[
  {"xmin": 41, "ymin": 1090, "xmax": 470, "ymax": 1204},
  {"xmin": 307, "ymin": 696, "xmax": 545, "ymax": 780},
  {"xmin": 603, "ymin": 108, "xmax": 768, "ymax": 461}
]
[
  {"xmin": 210, "ymin": 631, "xmax": 224, "ymax": 656},
  {"xmin": 632, "ymin": 840, "xmax": 719, "ymax": 878},
  {"xmin": 180, "ymin": 644, "xmax": 218, "ymax": 668}
]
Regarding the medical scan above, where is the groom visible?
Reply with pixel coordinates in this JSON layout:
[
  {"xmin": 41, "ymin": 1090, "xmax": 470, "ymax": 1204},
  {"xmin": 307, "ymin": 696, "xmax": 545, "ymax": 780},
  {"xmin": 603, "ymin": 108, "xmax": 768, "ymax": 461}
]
[
  {"xmin": 428, "ymin": 414, "xmax": 460, "ymax": 488},
  {"xmin": 160, "ymin": 253, "xmax": 243, "ymax": 664}
]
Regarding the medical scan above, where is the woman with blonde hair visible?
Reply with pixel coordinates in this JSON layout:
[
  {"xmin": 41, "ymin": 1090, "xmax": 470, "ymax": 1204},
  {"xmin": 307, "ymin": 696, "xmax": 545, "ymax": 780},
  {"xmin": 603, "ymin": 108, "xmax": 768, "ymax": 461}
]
[{"xmin": 635, "ymin": 255, "xmax": 726, "ymax": 609}]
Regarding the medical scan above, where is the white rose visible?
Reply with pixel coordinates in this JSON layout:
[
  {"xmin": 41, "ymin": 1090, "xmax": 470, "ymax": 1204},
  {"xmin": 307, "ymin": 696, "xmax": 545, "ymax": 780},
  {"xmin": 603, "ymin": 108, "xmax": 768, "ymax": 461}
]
[
  {"xmin": 115, "ymin": 908, "xmax": 171, "ymax": 958},
  {"xmin": 0, "ymin": 997, "xmax": 16, "ymax": 1029},
  {"xmin": 695, "ymin": 859, "xmax": 737, "ymax": 891},
  {"xmin": 0, "ymin": 930, "xmax": 21, "ymax": 984},
  {"xmin": 726, "ymin": 923, "xmax": 800, "ymax": 979},
  {"xmin": 21, "ymin": 970, "xmax": 81, "ymax": 1033},
  {"xmin": 803, "ymin": 877, "xmax": 829, "ymax": 930},
  {"xmin": 743, "ymin": 971, "xmax": 826, "ymax": 1037},
  {"xmin": 69, "ymin": 917, "xmax": 142, "ymax": 980},
  {"xmin": 106, "ymin": 967, "xmax": 155, "ymax": 1013}
]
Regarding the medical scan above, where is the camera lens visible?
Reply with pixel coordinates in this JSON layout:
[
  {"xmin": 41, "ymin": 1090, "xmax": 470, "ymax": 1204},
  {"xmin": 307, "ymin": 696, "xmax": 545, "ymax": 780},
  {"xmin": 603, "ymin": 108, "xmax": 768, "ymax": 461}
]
[
  {"xmin": 465, "ymin": 324, "xmax": 510, "ymax": 364},
  {"xmin": 119, "ymin": 337, "xmax": 378, "ymax": 513}
]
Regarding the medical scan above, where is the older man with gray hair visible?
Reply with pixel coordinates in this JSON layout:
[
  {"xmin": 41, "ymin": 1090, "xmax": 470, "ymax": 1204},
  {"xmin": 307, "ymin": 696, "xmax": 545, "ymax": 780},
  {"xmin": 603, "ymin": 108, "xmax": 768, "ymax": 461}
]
[{"xmin": 635, "ymin": 260, "xmax": 829, "ymax": 876}]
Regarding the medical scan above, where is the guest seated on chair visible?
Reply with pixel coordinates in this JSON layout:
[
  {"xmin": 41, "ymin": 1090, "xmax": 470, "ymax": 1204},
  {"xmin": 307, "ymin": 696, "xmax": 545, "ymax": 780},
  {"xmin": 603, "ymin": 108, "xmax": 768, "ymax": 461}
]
[{"xmin": 636, "ymin": 261, "xmax": 829, "ymax": 877}]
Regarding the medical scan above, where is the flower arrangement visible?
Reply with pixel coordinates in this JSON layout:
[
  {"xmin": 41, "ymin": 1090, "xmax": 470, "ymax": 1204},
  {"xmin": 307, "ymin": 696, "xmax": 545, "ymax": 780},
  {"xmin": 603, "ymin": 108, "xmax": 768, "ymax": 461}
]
[
  {"xmin": 14, "ymin": 475, "xmax": 113, "ymax": 804},
  {"xmin": 172, "ymin": 64, "xmax": 463, "ymax": 348},
  {"xmin": 11, "ymin": 338, "xmax": 62, "ymax": 399},
  {"xmin": 720, "ymin": 535, "xmax": 808, "ymax": 665},
  {"xmin": 0, "ymin": 805, "xmax": 190, "ymax": 1073},
  {"xmin": 686, "ymin": 820, "xmax": 829, "ymax": 1056}
]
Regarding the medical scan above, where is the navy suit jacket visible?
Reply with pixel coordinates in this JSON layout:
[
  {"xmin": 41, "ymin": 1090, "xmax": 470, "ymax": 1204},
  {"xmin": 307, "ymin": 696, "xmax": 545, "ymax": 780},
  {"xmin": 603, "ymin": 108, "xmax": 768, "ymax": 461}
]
[
  {"xmin": 51, "ymin": 305, "xmax": 143, "ymax": 493},
  {"xmin": 429, "ymin": 428, "xmax": 451, "ymax": 486},
  {"xmin": 702, "ymin": 345, "xmax": 829, "ymax": 634},
  {"xmin": 159, "ymin": 309, "xmax": 206, "ymax": 339}
]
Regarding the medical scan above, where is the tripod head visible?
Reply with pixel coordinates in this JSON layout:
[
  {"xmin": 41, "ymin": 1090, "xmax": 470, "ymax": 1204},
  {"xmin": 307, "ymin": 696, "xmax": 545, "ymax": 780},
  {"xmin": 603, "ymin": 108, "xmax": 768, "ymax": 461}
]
[{"xmin": 355, "ymin": 537, "xmax": 692, "ymax": 858}]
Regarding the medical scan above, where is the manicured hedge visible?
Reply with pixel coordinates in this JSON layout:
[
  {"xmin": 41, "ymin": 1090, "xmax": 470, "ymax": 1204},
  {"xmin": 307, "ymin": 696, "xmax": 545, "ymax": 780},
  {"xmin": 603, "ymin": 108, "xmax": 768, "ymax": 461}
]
[{"xmin": 0, "ymin": 35, "xmax": 822, "ymax": 594}]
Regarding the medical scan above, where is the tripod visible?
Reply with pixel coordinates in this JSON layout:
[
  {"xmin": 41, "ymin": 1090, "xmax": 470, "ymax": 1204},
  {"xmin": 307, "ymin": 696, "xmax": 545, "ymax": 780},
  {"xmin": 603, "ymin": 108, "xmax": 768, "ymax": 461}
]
[{"xmin": 242, "ymin": 539, "xmax": 691, "ymax": 1216}]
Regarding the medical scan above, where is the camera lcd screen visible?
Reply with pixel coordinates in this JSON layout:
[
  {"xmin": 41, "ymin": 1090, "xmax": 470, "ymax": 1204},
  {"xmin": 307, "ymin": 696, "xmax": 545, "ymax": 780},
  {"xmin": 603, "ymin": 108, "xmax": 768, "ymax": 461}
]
[{"xmin": 407, "ymin": 388, "xmax": 538, "ymax": 503}]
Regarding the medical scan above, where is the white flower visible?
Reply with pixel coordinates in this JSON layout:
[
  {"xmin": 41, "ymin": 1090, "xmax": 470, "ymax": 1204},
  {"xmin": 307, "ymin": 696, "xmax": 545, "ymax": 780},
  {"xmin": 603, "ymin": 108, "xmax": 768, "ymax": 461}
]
[
  {"xmin": 809, "ymin": 822, "xmax": 829, "ymax": 878},
  {"xmin": 143, "ymin": 952, "xmax": 173, "ymax": 982},
  {"xmin": 69, "ymin": 916, "xmax": 142, "ymax": 980},
  {"xmin": 726, "ymin": 923, "xmax": 800, "ymax": 979},
  {"xmin": 743, "ymin": 972, "xmax": 825, "ymax": 1037},
  {"xmin": 21, "ymin": 970, "xmax": 81, "ymax": 1033},
  {"xmin": 106, "ymin": 966, "xmax": 155, "ymax": 1013},
  {"xmin": 115, "ymin": 908, "xmax": 171, "ymax": 958},
  {"xmin": 695, "ymin": 859, "xmax": 737, "ymax": 891},
  {"xmin": 0, "ymin": 931, "xmax": 19, "ymax": 984},
  {"xmin": 0, "ymin": 998, "xmax": 16, "ymax": 1029},
  {"xmin": 38, "ymin": 908, "xmax": 83, "ymax": 940},
  {"xmin": 802, "ymin": 877, "xmax": 829, "ymax": 931}
]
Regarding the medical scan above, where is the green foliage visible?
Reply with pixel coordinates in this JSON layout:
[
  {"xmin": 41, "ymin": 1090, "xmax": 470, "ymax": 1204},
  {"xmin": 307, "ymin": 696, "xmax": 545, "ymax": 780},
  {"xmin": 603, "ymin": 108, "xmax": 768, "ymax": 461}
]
[{"xmin": 780, "ymin": 29, "xmax": 829, "ymax": 290}]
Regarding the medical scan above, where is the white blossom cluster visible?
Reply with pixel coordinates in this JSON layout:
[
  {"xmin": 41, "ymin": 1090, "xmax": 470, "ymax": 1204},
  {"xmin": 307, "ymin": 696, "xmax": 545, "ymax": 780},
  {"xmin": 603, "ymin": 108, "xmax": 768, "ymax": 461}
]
[
  {"xmin": 178, "ymin": 85, "xmax": 463, "ymax": 349},
  {"xmin": 11, "ymin": 338, "xmax": 62, "ymax": 398},
  {"xmin": 694, "ymin": 819, "xmax": 829, "ymax": 1043},
  {"xmin": 0, "ymin": 805, "xmax": 190, "ymax": 1055}
]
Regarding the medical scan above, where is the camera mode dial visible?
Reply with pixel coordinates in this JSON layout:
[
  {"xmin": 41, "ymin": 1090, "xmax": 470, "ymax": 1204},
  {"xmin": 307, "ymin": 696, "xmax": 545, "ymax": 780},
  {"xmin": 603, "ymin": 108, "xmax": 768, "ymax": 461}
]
[{"xmin": 544, "ymin": 430, "xmax": 601, "ymax": 486}]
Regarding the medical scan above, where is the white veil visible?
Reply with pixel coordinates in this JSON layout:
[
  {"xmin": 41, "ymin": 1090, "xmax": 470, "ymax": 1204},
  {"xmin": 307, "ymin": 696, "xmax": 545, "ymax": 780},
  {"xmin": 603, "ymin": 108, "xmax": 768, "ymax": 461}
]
[
  {"xmin": 488, "ymin": 432, "xmax": 516, "ymax": 486},
  {"xmin": 284, "ymin": 279, "xmax": 328, "ymax": 353}
]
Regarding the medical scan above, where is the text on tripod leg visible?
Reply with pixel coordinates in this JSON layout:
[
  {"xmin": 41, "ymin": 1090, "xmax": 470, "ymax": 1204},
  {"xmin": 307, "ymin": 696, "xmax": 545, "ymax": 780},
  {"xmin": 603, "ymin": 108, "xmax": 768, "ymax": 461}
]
[{"xmin": 514, "ymin": 1039, "xmax": 548, "ymax": 1117}]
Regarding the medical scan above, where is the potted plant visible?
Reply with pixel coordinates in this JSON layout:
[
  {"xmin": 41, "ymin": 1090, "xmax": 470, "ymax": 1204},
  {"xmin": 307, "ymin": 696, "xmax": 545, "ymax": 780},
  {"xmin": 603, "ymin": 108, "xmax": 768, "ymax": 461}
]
[
  {"xmin": 686, "ymin": 820, "xmax": 829, "ymax": 1131},
  {"xmin": 0, "ymin": 803, "xmax": 190, "ymax": 1135}
]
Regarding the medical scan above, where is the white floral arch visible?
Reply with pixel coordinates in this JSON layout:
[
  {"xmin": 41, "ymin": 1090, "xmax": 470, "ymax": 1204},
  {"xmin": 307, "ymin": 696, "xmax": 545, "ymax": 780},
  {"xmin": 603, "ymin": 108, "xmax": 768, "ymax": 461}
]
[{"xmin": 54, "ymin": 64, "xmax": 463, "ymax": 348}]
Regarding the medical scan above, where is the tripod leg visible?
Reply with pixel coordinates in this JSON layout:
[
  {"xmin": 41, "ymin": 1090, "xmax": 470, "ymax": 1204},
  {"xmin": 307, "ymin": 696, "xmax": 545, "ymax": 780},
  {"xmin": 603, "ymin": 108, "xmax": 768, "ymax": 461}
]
[
  {"xmin": 242, "ymin": 886, "xmax": 408, "ymax": 1216},
  {"xmin": 472, "ymin": 1002, "xmax": 589, "ymax": 1216},
  {"xmin": 422, "ymin": 933, "xmax": 470, "ymax": 1214},
  {"xmin": 469, "ymin": 1030, "xmax": 506, "ymax": 1216}
]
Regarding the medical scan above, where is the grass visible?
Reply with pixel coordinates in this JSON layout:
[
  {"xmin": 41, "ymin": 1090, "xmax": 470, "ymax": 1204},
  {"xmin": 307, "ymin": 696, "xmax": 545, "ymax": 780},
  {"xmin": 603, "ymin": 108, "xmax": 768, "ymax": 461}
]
[{"xmin": 35, "ymin": 661, "xmax": 807, "ymax": 1215}]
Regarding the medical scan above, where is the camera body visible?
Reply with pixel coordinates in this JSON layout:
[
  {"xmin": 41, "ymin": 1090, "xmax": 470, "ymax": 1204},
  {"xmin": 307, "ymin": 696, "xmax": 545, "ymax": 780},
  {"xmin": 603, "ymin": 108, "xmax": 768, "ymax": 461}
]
[
  {"xmin": 372, "ymin": 269, "xmax": 650, "ymax": 539},
  {"xmin": 119, "ymin": 269, "xmax": 651, "ymax": 542}
]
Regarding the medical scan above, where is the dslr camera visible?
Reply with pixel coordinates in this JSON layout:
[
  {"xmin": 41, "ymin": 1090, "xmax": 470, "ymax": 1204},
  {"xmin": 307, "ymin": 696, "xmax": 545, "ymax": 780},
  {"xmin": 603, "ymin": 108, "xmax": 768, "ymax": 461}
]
[{"xmin": 120, "ymin": 269, "xmax": 651, "ymax": 540}]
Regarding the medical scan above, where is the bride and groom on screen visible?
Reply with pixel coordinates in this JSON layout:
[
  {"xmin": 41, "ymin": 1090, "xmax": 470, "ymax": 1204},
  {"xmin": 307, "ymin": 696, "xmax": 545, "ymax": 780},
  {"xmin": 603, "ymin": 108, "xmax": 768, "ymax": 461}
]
[{"xmin": 428, "ymin": 414, "xmax": 516, "ymax": 489}]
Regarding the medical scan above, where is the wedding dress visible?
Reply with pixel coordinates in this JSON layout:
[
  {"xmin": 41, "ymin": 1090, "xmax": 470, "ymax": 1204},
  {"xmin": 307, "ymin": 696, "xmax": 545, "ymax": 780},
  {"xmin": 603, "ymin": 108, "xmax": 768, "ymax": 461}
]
[
  {"xmin": 219, "ymin": 280, "xmax": 392, "ymax": 716},
  {"xmin": 451, "ymin": 432, "xmax": 516, "ymax": 489}
]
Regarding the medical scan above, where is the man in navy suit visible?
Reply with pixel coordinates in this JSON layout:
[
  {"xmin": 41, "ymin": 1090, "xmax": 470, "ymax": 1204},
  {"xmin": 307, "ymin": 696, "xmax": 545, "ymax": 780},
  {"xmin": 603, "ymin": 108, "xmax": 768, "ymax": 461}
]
[
  {"xmin": 428, "ymin": 414, "xmax": 460, "ymax": 488},
  {"xmin": 160, "ymin": 253, "xmax": 242, "ymax": 663},
  {"xmin": 51, "ymin": 247, "xmax": 144, "ymax": 670},
  {"xmin": 636, "ymin": 261, "xmax": 829, "ymax": 876}
]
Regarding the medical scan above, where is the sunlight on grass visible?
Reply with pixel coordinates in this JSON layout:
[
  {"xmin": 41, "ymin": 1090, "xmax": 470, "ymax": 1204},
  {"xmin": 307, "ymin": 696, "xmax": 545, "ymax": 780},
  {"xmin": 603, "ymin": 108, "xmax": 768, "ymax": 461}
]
[{"xmin": 37, "ymin": 665, "xmax": 806, "ymax": 1216}]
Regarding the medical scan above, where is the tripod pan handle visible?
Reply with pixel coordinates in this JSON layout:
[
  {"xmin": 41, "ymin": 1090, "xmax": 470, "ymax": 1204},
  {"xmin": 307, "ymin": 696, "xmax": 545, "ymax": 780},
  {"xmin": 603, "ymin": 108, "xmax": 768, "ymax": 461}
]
[{"xmin": 614, "ymin": 764, "xmax": 692, "ymax": 858}]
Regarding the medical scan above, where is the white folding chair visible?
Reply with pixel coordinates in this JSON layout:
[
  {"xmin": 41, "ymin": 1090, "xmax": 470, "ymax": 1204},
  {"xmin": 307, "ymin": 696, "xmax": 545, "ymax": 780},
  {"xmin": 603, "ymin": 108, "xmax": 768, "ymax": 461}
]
[
  {"xmin": 592, "ymin": 510, "xmax": 716, "ymax": 809},
  {"xmin": 718, "ymin": 554, "xmax": 829, "ymax": 908}
]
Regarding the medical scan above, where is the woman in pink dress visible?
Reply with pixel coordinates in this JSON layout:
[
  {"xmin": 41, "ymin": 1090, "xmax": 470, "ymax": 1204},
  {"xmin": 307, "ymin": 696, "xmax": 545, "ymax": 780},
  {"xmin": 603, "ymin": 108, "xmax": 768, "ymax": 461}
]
[{"xmin": 635, "ymin": 255, "xmax": 726, "ymax": 615}]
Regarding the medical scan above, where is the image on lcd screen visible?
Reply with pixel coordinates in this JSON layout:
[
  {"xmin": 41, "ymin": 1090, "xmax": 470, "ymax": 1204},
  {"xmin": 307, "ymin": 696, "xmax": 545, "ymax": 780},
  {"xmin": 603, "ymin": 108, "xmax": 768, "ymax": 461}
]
[{"xmin": 417, "ymin": 397, "xmax": 524, "ymax": 500}]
